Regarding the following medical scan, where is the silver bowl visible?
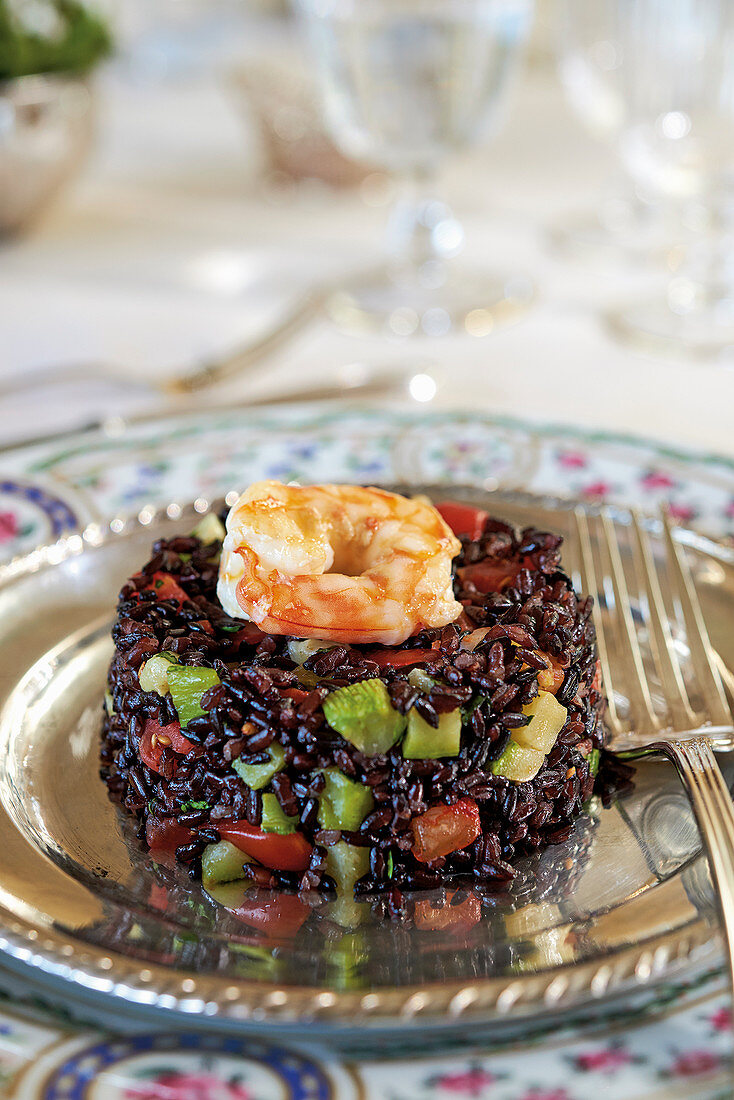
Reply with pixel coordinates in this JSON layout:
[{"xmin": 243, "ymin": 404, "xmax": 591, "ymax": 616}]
[{"xmin": 0, "ymin": 73, "xmax": 94, "ymax": 235}]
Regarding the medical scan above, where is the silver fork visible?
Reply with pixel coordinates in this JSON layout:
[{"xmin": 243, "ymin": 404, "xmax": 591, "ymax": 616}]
[{"xmin": 573, "ymin": 505, "xmax": 734, "ymax": 995}]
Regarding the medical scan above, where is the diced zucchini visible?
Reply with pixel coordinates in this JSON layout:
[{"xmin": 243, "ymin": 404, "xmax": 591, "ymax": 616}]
[
  {"xmin": 325, "ymin": 896, "xmax": 369, "ymax": 930},
  {"xmin": 587, "ymin": 747, "xmax": 601, "ymax": 777},
  {"xmin": 167, "ymin": 665, "xmax": 220, "ymax": 727},
  {"xmin": 492, "ymin": 691, "xmax": 568, "ymax": 783},
  {"xmin": 261, "ymin": 792, "xmax": 298, "ymax": 834},
  {"xmin": 323, "ymin": 679, "xmax": 406, "ymax": 756},
  {"xmin": 139, "ymin": 652, "xmax": 179, "ymax": 695},
  {"xmin": 325, "ymin": 840, "xmax": 370, "ymax": 893},
  {"xmin": 318, "ymin": 768, "xmax": 374, "ymax": 831},
  {"xmin": 192, "ymin": 513, "xmax": 226, "ymax": 544},
  {"xmin": 202, "ymin": 839, "xmax": 250, "ymax": 888},
  {"xmin": 402, "ymin": 707, "xmax": 462, "ymax": 759},
  {"xmin": 491, "ymin": 740, "xmax": 545, "ymax": 782},
  {"xmin": 233, "ymin": 742, "xmax": 286, "ymax": 790},
  {"xmin": 513, "ymin": 691, "xmax": 567, "ymax": 754},
  {"xmin": 104, "ymin": 690, "xmax": 115, "ymax": 717},
  {"xmin": 407, "ymin": 668, "xmax": 435, "ymax": 693},
  {"xmin": 288, "ymin": 638, "xmax": 338, "ymax": 665}
]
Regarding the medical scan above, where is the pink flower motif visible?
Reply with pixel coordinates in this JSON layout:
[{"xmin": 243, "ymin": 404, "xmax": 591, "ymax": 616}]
[
  {"xmin": 640, "ymin": 471, "xmax": 675, "ymax": 491},
  {"xmin": 557, "ymin": 451, "xmax": 588, "ymax": 469},
  {"xmin": 125, "ymin": 1072, "xmax": 252, "ymax": 1100},
  {"xmin": 518, "ymin": 1090, "xmax": 573, "ymax": 1100},
  {"xmin": 725, "ymin": 499, "xmax": 734, "ymax": 519},
  {"xmin": 0, "ymin": 511, "xmax": 18, "ymax": 544},
  {"xmin": 432, "ymin": 1067, "xmax": 497, "ymax": 1095},
  {"xmin": 670, "ymin": 1050, "xmax": 722, "ymax": 1077},
  {"xmin": 666, "ymin": 502, "xmax": 696, "ymax": 523},
  {"xmin": 575, "ymin": 1047, "xmax": 633, "ymax": 1072},
  {"xmin": 710, "ymin": 1006, "xmax": 733, "ymax": 1031},
  {"xmin": 581, "ymin": 481, "xmax": 612, "ymax": 500}
]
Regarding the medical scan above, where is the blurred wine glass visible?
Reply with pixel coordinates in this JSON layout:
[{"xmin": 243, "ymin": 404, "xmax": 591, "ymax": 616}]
[
  {"xmin": 295, "ymin": 0, "xmax": 535, "ymax": 337},
  {"xmin": 560, "ymin": 0, "xmax": 734, "ymax": 357},
  {"xmin": 555, "ymin": 0, "xmax": 679, "ymax": 262}
]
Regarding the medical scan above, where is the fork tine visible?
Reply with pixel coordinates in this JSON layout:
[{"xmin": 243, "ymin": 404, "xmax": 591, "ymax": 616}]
[
  {"xmin": 600, "ymin": 509, "xmax": 660, "ymax": 735},
  {"xmin": 662, "ymin": 509, "xmax": 733, "ymax": 729},
  {"xmin": 574, "ymin": 507, "xmax": 623, "ymax": 736},
  {"xmin": 630, "ymin": 509, "xmax": 697, "ymax": 731}
]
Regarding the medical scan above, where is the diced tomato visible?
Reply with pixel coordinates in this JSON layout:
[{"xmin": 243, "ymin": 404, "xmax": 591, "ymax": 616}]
[
  {"xmin": 148, "ymin": 884, "xmax": 169, "ymax": 911},
  {"xmin": 230, "ymin": 889, "xmax": 310, "ymax": 939},
  {"xmin": 218, "ymin": 821, "xmax": 313, "ymax": 872},
  {"xmin": 436, "ymin": 501, "xmax": 489, "ymax": 542},
  {"xmin": 459, "ymin": 560, "xmax": 520, "ymax": 593},
  {"xmin": 143, "ymin": 571, "xmax": 189, "ymax": 605},
  {"xmin": 536, "ymin": 652, "xmax": 565, "ymax": 694},
  {"xmin": 138, "ymin": 719, "xmax": 194, "ymax": 773},
  {"xmin": 282, "ymin": 687, "xmax": 310, "ymax": 703},
  {"xmin": 412, "ymin": 798, "xmax": 482, "ymax": 863},
  {"xmin": 367, "ymin": 647, "xmax": 437, "ymax": 668},
  {"xmin": 414, "ymin": 889, "xmax": 482, "ymax": 933},
  {"xmin": 235, "ymin": 623, "xmax": 266, "ymax": 645},
  {"xmin": 591, "ymin": 659, "xmax": 602, "ymax": 694},
  {"xmin": 145, "ymin": 814, "xmax": 193, "ymax": 853}
]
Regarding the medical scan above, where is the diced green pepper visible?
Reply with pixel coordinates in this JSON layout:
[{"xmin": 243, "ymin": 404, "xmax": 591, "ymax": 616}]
[
  {"xmin": 407, "ymin": 668, "xmax": 435, "ymax": 693},
  {"xmin": 139, "ymin": 652, "xmax": 179, "ymax": 695},
  {"xmin": 587, "ymin": 748, "xmax": 601, "ymax": 777},
  {"xmin": 261, "ymin": 792, "xmax": 298, "ymax": 834},
  {"xmin": 201, "ymin": 840, "xmax": 250, "ymax": 888},
  {"xmin": 191, "ymin": 513, "xmax": 226, "ymax": 544},
  {"xmin": 318, "ymin": 768, "xmax": 374, "ymax": 831},
  {"xmin": 167, "ymin": 665, "xmax": 220, "ymax": 727},
  {"xmin": 402, "ymin": 707, "xmax": 462, "ymax": 759},
  {"xmin": 323, "ymin": 679, "xmax": 406, "ymax": 756},
  {"xmin": 491, "ymin": 739, "xmax": 545, "ymax": 782},
  {"xmin": 233, "ymin": 742, "xmax": 286, "ymax": 790}
]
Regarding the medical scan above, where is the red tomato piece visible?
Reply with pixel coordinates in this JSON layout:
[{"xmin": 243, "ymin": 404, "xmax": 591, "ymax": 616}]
[
  {"xmin": 139, "ymin": 719, "xmax": 194, "ymax": 773},
  {"xmin": 235, "ymin": 623, "xmax": 266, "ymax": 645},
  {"xmin": 412, "ymin": 798, "xmax": 482, "ymax": 863},
  {"xmin": 459, "ymin": 560, "xmax": 520, "ymax": 593},
  {"xmin": 145, "ymin": 571, "xmax": 189, "ymax": 605},
  {"xmin": 282, "ymin": 687, "xmax": 310, "ymax": 703},
  {"xmin": 436, "ymin": 501, "xmax": 489, "ymax": 541},
  {"xmin": 536, "ymin": 653, "xmax": 565, "ymax": 694},
  {"xmin": 218, "ymin": 821, "xmax": 313, "ymax": 872},
  {"xmin": 414, "ymin": 889, "xmax": 482, "ymax": 933},
  {"xmin": 146, "ymin": 814, "xmax": 193, "ymax": 853},
  {"xmin": 367, "ymin": 647, "xmax": 437, "ymax": 668},
  {"xmin": 231, "ymin": 889, "xmax": 310, "ymax": 939}
]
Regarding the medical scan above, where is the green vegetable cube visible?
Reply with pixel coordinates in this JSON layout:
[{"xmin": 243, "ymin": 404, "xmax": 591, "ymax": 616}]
[
  {"xmin": 491, "ymin": 740, "xmax": 545, "ymax": 782},
  {"xmin": 139, "ymin": 652, "xmax": 179, "ymax": 695},
  {"xmin": 191, "ymin": 513, "xmax": 226, "ymax": 544},
  {"xmin": 587, "ymin": 748, "xmax": 601, "ymax": 777},
  {"xmin": 318, "ymin": 768, "xmax": 374, "ymax": 831},
  {"xmin": 513, "ymin": 691, "xmax": 567, "ymax": 754},
  {"xmin": 323, "ymin": 679, "xmax": 406, "ymax": 756},
  {"xmin": 233, "ymin": 742, "xmax": 286, "ymax": 790},
  {"xmin": 167, "ymin": 665, "xmax": 220, "ymax": 727},
  {"xmin": 402, "ymin": 707, "xmax": 462, "ymax": 759},
  {"xmin": 261, "ymin": 792, "xmax": 298, "ymax": 834},
  {"xmin": 201, "ymin": 840, "xmax": 250, "ymax": 889},
  {"xmin": 325, "ymin": 840, "xmax": 370, "ymax": 893}
]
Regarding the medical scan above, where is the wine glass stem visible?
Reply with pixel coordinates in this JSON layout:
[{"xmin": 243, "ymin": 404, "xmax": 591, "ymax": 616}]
[{"xmin": 385, "ymin": 169, "xmax": 464, "ymax": 287}]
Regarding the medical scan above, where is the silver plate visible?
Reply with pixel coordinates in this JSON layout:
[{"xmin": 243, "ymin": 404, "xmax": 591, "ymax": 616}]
[{"xmin": 0, "ymin": 488, "xmax": 728, "ymax": 1032}]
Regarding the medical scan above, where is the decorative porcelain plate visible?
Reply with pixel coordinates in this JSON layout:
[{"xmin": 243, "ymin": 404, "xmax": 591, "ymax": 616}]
[{"xmin": 0, "ymin": 480, "xmax": 728, "ymax": 1037}]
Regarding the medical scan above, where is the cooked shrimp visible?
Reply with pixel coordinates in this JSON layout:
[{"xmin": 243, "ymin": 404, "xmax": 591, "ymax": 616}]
[{"xmin": 217, "ymin": 480, "xmax": 462, "ymax": 644}]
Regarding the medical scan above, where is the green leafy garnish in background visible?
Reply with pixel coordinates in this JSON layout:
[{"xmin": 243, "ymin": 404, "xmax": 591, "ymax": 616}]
[{"xmin": 0, "ymin": 0, "xmax": 112, "ymax": 81}]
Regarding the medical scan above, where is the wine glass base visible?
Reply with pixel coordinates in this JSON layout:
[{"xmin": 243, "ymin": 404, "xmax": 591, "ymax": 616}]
[
  {"xmin": 550, "ymin": 201, "xmax": 677, "ymax": 267},
  {"xmin": 325, "ymin": 265, "xmax": 535, "ymax": 338},
  {"xmin": 607, "ymin": 292, "xmax": 734, "ymax": 361}
]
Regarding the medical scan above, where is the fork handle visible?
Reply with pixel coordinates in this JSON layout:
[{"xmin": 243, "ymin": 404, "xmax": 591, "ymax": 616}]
[{"xmin": 629, "ymin": 736, "xmax": 734, "ymax": 979}]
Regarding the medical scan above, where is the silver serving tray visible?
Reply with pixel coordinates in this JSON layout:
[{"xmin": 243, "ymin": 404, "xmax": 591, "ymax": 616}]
[{"xmin": 0, "ymin": 487, "xmax": 729, "ymax": 1034}]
